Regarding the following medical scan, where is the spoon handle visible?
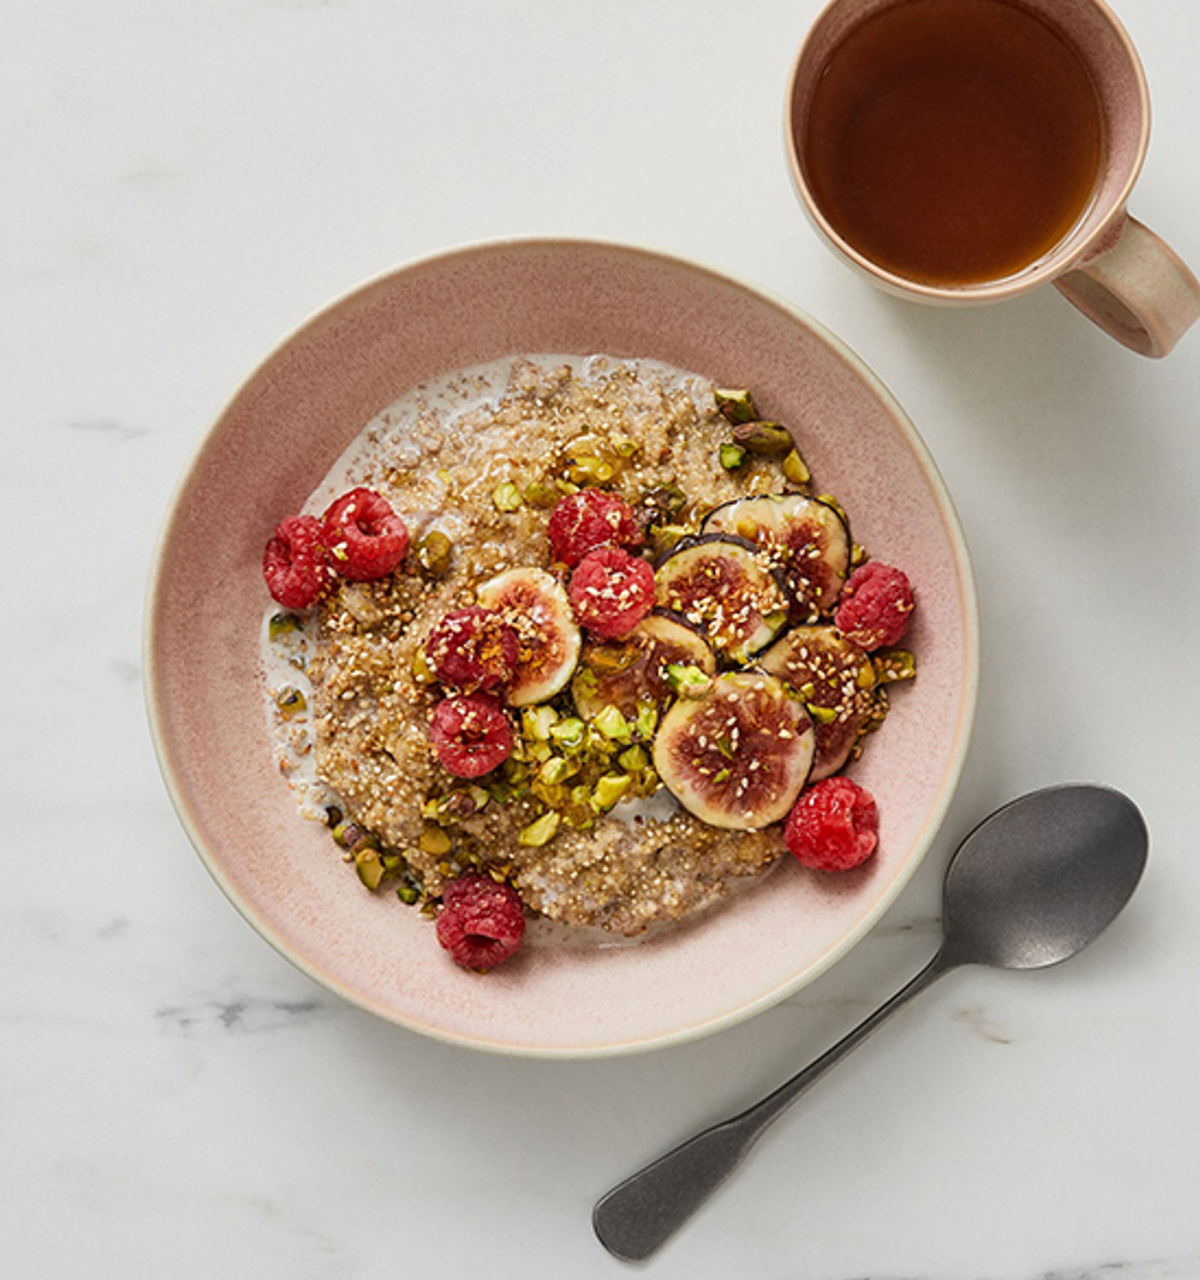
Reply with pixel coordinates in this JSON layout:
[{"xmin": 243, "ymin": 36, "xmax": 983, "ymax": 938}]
[{"xmin": 593, "ymin": 947, "xmax": 954, "ymax": 1262}]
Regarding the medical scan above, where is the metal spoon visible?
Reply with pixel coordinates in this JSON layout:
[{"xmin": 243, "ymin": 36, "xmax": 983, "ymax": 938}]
[{"xmin": 593, "ymin": 783, "xmax": 1148, "ymax": 1262}]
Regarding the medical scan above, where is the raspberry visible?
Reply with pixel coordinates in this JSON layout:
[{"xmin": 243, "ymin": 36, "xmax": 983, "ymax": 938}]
[
  {"xmin": 546, "ymin": 489, "xmax": 642, "ymax": 568},
  {"xmin": 424, "ymin": 607, "xmax": 519, "ymax": 692},
  {"xmin": 834, "ymin": 563, "xmax": 914, "ymax": 651},
  {"xmin": 263, "ymin": 515, "xmax": 333, "ymax": 609},
  {"xmin": 568, "ymin": 546, "xmax": 656, "ymax": 639},
  {"xmin": 429, "ymin": 692, "xmax": 513, "ymax": 778},
  {"xmin": 321, "ymin": 487, "xmax": 409, "ymax": 582},
  {"xmin": 435, "ymin": 873, "xmax": 525, "ymax": 971},
  {"xmin": 784, "ymin": 777, "xmax": 879, "ymax": 872}
]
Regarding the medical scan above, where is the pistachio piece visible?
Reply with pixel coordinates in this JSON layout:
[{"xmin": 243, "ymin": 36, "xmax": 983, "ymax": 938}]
[
  {"xmin": 874, "ymin": 650, "xmax": 917, "ymax": 683},
  {"xmin": 268, "ymin": 612, "xmax": 303, "ymax": 641},
  {"xmin": 549, "ymin": 716, "xmax": 586, "ymax": 750},
  {"xmin": 732, "ymin": 421, "xmax": 794, "ymax": 457},
  {"xmin": 539, "ymin": 756, "xmax": 579, "ymax": 786},
  {"xmin": 275, "ymin": 687, "xmax": 307, "ymax": 718},
  {"xmin": 593, "ymin": 704, "xmax": 632, "ymax": 742},
  {"xmin": 522, "ymin": 705, "xmax": 558, "ymax": 741},
  {"xmin": 414, "ymin": 530, "xmax": 453, "ymax": 578},
  {"xmin": 396, "ymin": 873, "xmax": 423, "ymax": 905},
  {"xmin": 664, "ymin": 663, "xmax": 713, "ymax": 700},
  {"xmin": 647, "ymin": 524, "xmax": 691, "ymax": 559},
  {"xmin": 714, "ymin": 387, "xmax": 758, "ymax": 424},
  {"xmin": 523, "ymin": 481, "xmax": 559, "ymax": 509},
  {"xmin": 418, "ymin": 826, "xmax": 452, "ymax": 856},
  {"xmin": 492, "ymin": 482, "xmax": 522, "ymax": 512},
  {"xmin": 518, "ymin": 810, "xmax": 561, "ymax": 847},
  {"xmin": 592, "ymin": 773, "xmax": 633, "ymax": 811},
  {"xmin": 782, "ymin": 448, "xmax": 811, "ymax": 486},
  {"xmin": 566, "ymin": 455, "xmax": 616, "ymax": 486},
  {"xmin": 719, "ymin": 442, "xmax": 747, "ymax": 470},
  {"xmin": 354, "ymin": 848, "xmax": 386, "ymax": 891},
  {"xmin": 332, "ymin": 820, "xmax": 372, "ymax": 851}
]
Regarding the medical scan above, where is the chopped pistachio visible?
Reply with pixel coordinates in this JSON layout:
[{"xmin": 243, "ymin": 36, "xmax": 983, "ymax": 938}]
[
  {"xmin": 268, "ymin": 612, "xmax": 303, "ymax": 641},
  {"xmin": 354, "ymin": 848, "xmax": 386, "ymax": 891},
  {"xmin": 714, "ymin": 387, "xmax": 758, "ymax": 424},
  {"xmin": 539, "ymin": 756, "xmax": 579, "ymax": 785},
  {"xmin": 618, "ymin": 744, "xmax": 649, "ymax": 773},
  {"xmin": 593, "ymin": 704, "xmax": 632, "ymax": 742},
  {"xmin": 850, "ymin": 542, "xmax": 868, "ymax": 567},
  {"xmin": 719, "ymin": 442, "xmax": 747, "ymax": 470},
  {"xmin": 411, "ymin": 645, "xmax": 434, "ymax": 685},
  {"xmin": 648, "ymin": 524, "xmax": 691, "ymax": 558},
  {"xmin": 566, "ymin": 455, "xmax": 615, "ymax": 486},
  {"xmin": 418, "ymin": 826, "xmax": 452, "ymax": 856},
  {"xmin": 518, "ymin": 810, "xmax": 561, "ymax": 847},
  {"xmin": 492, "ymin": 481, "xmax": 522, "ymax": 512},
  {"xmin": 762, "ymin": 608, "xmax": 790, "ymax": 634},
  {"xmin": 612, "ymin": 436, "xmax": 639, "ymax": 458},
  {"xmin": 782, "ymin": 449, "xmax": 811, "ymax": 486},
  {"xmin": 874, "ymin": 650, "xmax": 917, "ymax": 683},
  {"xmin": 712, "ymin": 767, "xmax": 731, "ymax": 784},
  {"xmin": 665, "ymin": 663, "xmax": 713, "ymax": 699},
  {"xmin": 332, "ymin": 820, "xmax": 371, "ymax": 851},
  {"xmin": 396, "ymin": 874, "xmax": 422, "ymax": 906},
  {"xmin": 641, "ymin": 484, "xmax": 686, "ymax": 517},
  {"xmin": 522, "ymin": 705, "xmax": 558, "ymax": 741},
  {"xmin": 857, "ymin": 662, "xmax": 879, "ymax": 690},
  {"xmin": 275, "ymin": 687, "xmax": 307, "ymax": 718},
  {"xmin": 591, "ymin": 773, "xmax": 633, "ymax": 811},
  {"xmin": 807, "ymin": 704, "xmax": 838, "ymax": 725},
  {"xmin": 634, "ymin": 700, "xmax": 658, "ymax": 741},
  {"xmin": 732, "ymin": 421, "xmax": 794, "ymax": 457},
  {"xmin": 549, "ymin": 716, "xmax": 586, "ymax": 749},
  {"xmin": 522, "ymin": 481, "xmax": 559, "ymax": 509},
  {"xmin": 414, "ymin": 530, "xmax": 453, "ymax": 578}
]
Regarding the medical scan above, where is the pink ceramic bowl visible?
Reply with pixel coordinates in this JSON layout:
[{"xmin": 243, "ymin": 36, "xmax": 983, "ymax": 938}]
[{"xmin": 145, "ymin": 238, "xmax": 978, "ymax": 1057}]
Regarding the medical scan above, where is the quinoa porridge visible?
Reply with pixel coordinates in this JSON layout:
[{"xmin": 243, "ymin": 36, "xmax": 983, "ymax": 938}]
[{"xmin": 261, "ymin": 355, "xmax": 915, "ymax": 962}]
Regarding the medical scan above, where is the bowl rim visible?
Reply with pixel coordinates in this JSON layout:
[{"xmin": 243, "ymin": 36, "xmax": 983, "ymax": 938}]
[{"xmin": 143, "ymin": 234, "xmax": 980, "ymax": 1057}]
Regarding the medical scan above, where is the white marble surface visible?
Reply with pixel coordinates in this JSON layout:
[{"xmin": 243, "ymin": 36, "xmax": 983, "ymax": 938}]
[{"xmin": 4, "ymin": 1, "xmax": 1200, "ymax": 1276}]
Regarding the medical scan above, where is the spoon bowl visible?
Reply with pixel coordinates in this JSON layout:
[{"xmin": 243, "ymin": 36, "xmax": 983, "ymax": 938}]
[
  {"xmin": 942, "ymin": 783, "xmax": 1149, "ymax": 969},
  {"xmin": 593, "ymin": 783, "xmax": 1148, "ymax": 1262}
]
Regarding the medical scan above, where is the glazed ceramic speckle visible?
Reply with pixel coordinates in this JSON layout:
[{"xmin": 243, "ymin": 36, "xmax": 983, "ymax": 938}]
[{"xmin": 145, "ymin": 238, "xmax": 978, "ymax": 1057}]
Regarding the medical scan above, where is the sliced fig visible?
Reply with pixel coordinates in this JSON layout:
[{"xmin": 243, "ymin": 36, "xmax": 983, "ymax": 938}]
[
  {"xmin": 571, "ymin": 612, "xmax": 717, "ymax": 721},
  {"xmin": 757, "ymin": 625, "xmax": 876, "ymax": 780},
  {"xmin": 652, "ymin": 671, "xmax": 815, "ymax": 830},
  {"xmin": 475, "ymin": 567, "xmax": 581, "ymax": 706},
  {"xmin": 653, "ymin": 534, "xmax": 789, "ymax": 664},
  {"xmin": 702, "ymin": 494, "xmax": 850, "ymax": 622}
]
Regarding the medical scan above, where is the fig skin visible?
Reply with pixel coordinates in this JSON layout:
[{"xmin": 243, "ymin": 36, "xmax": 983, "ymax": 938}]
[{"xmin": 652, "ymin": 671, "xmax": 815, "ymax": 830}]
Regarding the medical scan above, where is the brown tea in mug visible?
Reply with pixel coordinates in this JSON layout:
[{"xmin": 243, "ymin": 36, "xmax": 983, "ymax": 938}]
[{"xmin": 799, "ymin": 0, "xmax": 1105, "ymax": 286}]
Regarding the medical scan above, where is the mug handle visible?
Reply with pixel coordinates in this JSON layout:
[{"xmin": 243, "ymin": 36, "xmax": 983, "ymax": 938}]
[{"xmin": 1053, "ymin": 215, "xmax": 1200, "ymax": 358}]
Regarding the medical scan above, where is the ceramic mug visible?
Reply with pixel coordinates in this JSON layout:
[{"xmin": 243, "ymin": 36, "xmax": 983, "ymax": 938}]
[{"xmin": 785, "ymin": 0, "xmax": 1200, "ymax": 358}]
